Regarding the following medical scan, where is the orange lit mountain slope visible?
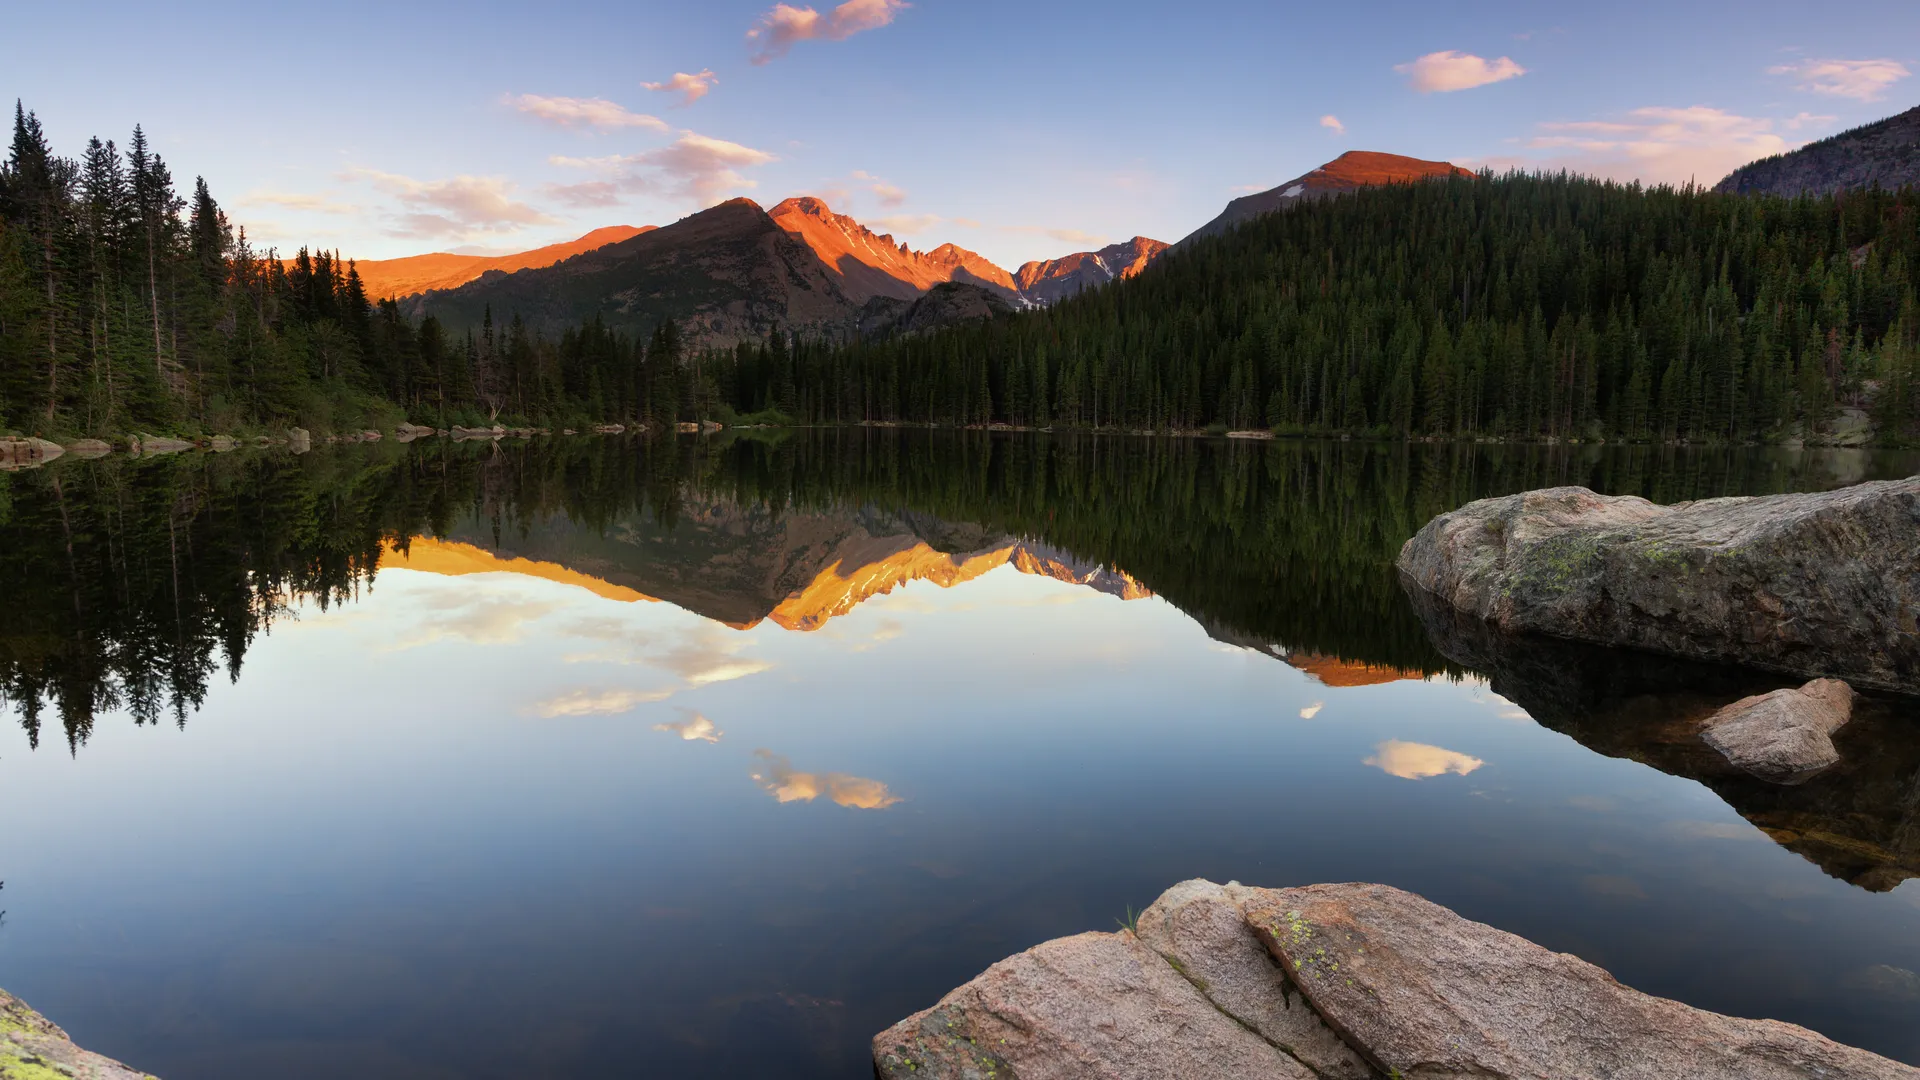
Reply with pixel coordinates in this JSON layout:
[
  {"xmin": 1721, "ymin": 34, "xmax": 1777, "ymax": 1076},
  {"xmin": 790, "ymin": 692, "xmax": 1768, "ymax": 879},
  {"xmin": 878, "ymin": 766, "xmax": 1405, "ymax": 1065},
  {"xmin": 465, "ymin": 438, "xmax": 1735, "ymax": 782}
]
[
  {"xmin": 345, "ymin": 225, "xmax": 655, "ymax": 300},
  {"xmin": 768, "ymin": 197, "xmax": 1019, "ymax": 303},
  {"xmin": 1179, "ymin": 151, "xmax": 1475, "ymax": 246}
]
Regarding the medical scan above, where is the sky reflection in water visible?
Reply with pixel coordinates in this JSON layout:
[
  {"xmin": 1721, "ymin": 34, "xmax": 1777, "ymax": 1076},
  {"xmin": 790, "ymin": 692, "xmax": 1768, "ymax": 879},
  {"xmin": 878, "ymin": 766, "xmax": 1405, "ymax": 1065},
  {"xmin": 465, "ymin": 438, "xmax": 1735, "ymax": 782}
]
[{"xmin": 2, "ymin": 436, "xmax": 1919, "ymax": 1079}]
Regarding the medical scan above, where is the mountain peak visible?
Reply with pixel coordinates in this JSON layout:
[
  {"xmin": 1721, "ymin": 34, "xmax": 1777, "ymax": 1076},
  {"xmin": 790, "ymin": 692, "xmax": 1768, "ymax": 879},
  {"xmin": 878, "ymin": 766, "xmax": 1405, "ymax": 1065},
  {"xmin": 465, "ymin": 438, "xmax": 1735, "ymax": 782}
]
[
  {"xmin": 1013, "ymin": 236, "xmax": 1170, "ymax": 305},
  {"xmin": 768, "ymin": 198, "xmax": 1018, "ymax": 303},
  {"xmin": 1178, "ymin": 150, "xmax": 1474, "ymax": 247}
]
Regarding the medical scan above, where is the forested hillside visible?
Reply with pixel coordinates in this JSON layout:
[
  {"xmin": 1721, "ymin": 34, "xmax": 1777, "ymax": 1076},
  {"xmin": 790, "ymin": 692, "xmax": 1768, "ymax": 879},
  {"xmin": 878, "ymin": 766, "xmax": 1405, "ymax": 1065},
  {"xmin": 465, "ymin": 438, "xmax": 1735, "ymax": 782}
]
[
  {"xmin": 5, "ymin": 101, "xmax": 1918, "ymax": 445},
  {"xmin": 0, "ymin": 104, "xmax": 686, "ymax": 437},
  {"xmin": 722, "ymin": 172, "xmax": 1920, "ymax": 443}
]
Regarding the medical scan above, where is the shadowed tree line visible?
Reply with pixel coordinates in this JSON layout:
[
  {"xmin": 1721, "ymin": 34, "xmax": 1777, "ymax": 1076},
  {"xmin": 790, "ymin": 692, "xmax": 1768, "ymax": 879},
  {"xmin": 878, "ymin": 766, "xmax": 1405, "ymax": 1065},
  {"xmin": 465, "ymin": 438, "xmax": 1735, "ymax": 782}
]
[
  {"xmin": 6, "ymin": 432, "xmax": 1910, "ymax": 752},
  {"xmin": 705, "ymin": 174, "xmax": 1920, "ymax": 445}
]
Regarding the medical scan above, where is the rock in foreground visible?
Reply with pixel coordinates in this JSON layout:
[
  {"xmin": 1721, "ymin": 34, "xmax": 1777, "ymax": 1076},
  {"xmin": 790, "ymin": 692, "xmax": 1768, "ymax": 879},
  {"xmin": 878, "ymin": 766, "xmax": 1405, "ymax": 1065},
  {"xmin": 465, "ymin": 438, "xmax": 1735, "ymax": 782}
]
[
  {"xmin": 1395, "ymin": 480, "xmax": 1920, "ymax": 693},
  {"xmin": 2, "ymin": 986, "xmax": 157, "ymax": 1079},
  {"xmin": 875, "ymin": 880, "xmax": 1920, "ymax": 1080},
  {"xmin": 1703, "ymin": 678, "xmax": 1857, "ymax": 784}
]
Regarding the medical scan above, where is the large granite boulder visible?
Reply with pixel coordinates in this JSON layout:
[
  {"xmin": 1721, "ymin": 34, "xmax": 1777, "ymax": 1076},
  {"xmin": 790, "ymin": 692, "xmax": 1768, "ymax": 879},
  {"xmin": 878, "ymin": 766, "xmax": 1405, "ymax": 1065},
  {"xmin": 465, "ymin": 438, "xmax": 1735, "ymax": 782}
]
[
  {"xmin": 876, "ymin": 880, "xmax": 1920, "ymax": 1080},
  {"xmin": 872, "ymin": 926, "xmax": 1316, "ymax": 1080},
  {"xmin": 1702, "ymin": 678, "xmax": 1856, "ymax": 784},
  {"xmin": 1396, "ymin": 480, "xmax": 1920, "ymax": 693},
  {"xmin": 2, "ymin": 986, "xmax": 157, "ymax": 1079}
]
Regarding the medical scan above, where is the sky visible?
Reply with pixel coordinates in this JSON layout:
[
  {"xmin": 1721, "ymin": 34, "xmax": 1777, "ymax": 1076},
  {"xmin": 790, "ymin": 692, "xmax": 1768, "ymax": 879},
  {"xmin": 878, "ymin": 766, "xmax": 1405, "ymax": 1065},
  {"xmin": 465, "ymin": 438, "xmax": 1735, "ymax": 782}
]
[{"xmin": 7, "ymin": 0, "xmax": 1918, "ymax": 268}]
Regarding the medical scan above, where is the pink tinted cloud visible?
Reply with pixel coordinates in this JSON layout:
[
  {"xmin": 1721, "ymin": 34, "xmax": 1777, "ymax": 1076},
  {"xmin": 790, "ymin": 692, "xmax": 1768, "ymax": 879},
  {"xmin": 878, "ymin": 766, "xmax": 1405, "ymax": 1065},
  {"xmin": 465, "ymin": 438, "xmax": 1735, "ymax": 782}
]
[
  {"xmin": 1767, "ymin": 58, "xmax": 1911, "ymax": 102},
  {"xmin": 748, "ymin": 0, "xmax": 908, "ymax": 64},
  {"xmin": 643, "ymin": 70, "xmax": 719, "ymax": 106},
  {"xmin": 1396, "ymin": 50, "xmax": 1527, "ymax": 93}
]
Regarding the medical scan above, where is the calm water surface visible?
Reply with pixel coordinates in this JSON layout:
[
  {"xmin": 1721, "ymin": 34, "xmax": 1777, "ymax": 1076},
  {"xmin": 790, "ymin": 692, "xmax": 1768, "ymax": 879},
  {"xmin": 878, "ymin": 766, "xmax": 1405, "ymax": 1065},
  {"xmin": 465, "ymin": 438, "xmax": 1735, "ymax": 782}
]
[{"xmin": 3, "ymin": 433, "xmax": 1919, "ymax": 1078}]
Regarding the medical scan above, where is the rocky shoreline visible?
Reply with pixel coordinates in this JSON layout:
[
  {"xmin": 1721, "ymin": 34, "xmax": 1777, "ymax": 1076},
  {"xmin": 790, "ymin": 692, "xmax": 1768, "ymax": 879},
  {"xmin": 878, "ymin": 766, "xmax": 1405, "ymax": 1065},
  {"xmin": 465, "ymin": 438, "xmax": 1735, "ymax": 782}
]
[
  {"xmin": 1, "ymin": 987, "xmax": 156, "ymax": 1079},
  {"xmin": 874, "ymin": 879, "xmax": 1920, "ymax": 1079}
]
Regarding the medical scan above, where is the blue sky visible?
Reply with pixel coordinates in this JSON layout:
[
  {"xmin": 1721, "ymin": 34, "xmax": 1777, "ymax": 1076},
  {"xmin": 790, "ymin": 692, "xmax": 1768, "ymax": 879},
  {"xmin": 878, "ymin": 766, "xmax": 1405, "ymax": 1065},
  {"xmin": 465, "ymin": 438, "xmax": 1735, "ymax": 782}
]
[{"xmin": 7, "ymin": 0, "xmax": 1918, "ymax": 267}]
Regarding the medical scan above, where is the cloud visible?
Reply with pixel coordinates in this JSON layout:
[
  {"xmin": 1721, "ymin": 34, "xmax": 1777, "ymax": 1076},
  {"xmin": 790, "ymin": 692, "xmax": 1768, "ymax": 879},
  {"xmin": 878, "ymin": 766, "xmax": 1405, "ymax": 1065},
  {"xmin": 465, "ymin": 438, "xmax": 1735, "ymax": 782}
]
[
  {"xmin": 871, "ymin": 213, "xmax": 946, "ymax": 235},
  {"xmin": 505, "ymin": 93, "xmax": 667, "ymax": 131},
  {"xmin": 751, "ymin": 749, "xmax": 902, "ymax": 808},
  {"xmin": 563, "ymin": 623, "xmax": 774, "ymax": 687},
  {"xmin": 1396, "ymin": 50, "xmax": 1527, "ymax": 93},
  {"xmin": 240, "ymin": 191, "xmax": 358, "ymax": 215},
  {"xmin": 1001, "ymin": 224, "xmax": 1104, "ymax": 247},
  {"xmin": 749, "ymin": 0, "xmax": 908, "ymax": 64},
  {"xmin": 1363, "ymin": 740, "xmax": 1485, "ymax": 780},
  {"xmin": 549, "ymin": 131, "xmax": 777, "ymax": 206},
  {"xmin": 1320, "ymin": 115, "xmax": 1346, "ymax": 136},
  {"xmin": 1299, "ymin": 701, "xmax": 1324, "ymax": 720},
  {"xmin": 1768, "ymin": 58, "xmax": 1911, "ymax": 102},
  {"xmin": 643, "ymin": 70, "xmax": 719, "ymax": 106},
  {"xmin": 345, "ymin": 168, "xmax": 559, "ymax": 239},
  {"xmin": 1512, "ymin": 105, "xmax": 1800, "ymax": 186},
  {"xmin": 530, "ymin": 687, "xmax": 674, "ymax": 718},
  {"xmin": 653, "ymin": 710, "xmax": 723, "ymax": 742},
  {"xmin": 381, "ymin": 593, "xmax": 563, "ymax": 649},
  {"xmin": 814, "ymin": 170, "xmax": 909, "ymax": 210}
]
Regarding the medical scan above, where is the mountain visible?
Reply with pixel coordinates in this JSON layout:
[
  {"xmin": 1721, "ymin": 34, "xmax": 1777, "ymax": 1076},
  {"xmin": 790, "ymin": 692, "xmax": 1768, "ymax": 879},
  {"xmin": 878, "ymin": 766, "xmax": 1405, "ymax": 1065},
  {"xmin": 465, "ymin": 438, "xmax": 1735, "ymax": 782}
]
[
  {"xmin": 414, "ymin": 199, "xmax": 855, "ymax": 347},
  {"xmin": 1179, "ymin": 151, "xmax": 1475, "ymax": 246},
  {"xmin": 1013, "ymin": 237, "xmax": 1170, "ymax": 306},
  {"xmin": 1715, "ymin": 103, "xmax": 1920, "ymax": 197},
  {"xmin": 395, "ymin": 500, "xmax": 1149, "ymax": 632},
  {"xmin": 858, "ymin": 282, "xmax": 1017, "ymax": 338},
  {"xmin": 768, "ymin": 196, "xmax": 1019, "ymax": 302},
  {"xmin": 347, "ymin": 226, "xmax": 653, "ymax": 300}
]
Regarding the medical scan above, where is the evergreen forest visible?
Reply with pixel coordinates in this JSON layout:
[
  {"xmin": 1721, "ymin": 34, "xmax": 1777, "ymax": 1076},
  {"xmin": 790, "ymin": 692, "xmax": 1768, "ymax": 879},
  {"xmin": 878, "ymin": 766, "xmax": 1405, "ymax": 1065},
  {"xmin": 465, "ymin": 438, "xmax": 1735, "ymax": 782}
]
[{"xmin": 5, "ymin": 102, "xmax": 1918, "ymax": 444}]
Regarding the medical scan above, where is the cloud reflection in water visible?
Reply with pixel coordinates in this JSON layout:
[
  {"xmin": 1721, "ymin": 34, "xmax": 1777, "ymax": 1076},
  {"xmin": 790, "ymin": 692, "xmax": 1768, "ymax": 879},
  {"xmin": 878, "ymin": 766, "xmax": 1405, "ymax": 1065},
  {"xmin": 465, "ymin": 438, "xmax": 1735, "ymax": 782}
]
[{"xmin": 750, "ymin": 750, "xmax": 902, "ymax": 809}]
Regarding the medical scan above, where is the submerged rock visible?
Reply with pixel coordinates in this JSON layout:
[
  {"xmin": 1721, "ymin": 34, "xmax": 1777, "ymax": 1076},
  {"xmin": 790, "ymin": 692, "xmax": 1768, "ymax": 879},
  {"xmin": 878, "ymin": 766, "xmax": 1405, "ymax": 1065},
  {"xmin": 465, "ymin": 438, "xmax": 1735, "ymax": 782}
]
[
  {"xmin": 0, "ymin": 437, "xmax": 64, "ymax": 468},
  {"xmin": 877, "ymin": 881, "xmax": 1920, "ymax": 1080},
  {"xmin": 287, "ymin": 427, "xmax": 311, "ymax": 454},
  {"xmin": 131, "ymin": 435, "xmax": 193, "ymax": 455},
  {"xmin": 1405, "ymin": 587, "xmax": 1920, "ymax": 891},
  {"xmin": 1, "ymin": 986, "xmax": 158, "ymax": 1079},
  {"xmin": 1702, "ymin": 678, "xmax": 1856, "ymax": 784},
  {"xmin": 1396, "ymin": 479, "xmax": 1920, "ymax": 693}
]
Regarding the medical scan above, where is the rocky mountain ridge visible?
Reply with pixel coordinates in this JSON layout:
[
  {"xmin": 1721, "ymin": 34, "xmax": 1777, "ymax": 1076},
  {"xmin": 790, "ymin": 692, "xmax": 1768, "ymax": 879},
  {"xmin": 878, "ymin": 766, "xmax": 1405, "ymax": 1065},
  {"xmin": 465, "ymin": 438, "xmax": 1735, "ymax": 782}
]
[{"xmin": 1715, "ymin": 103, "xmax": 1920, "ymax": 197}]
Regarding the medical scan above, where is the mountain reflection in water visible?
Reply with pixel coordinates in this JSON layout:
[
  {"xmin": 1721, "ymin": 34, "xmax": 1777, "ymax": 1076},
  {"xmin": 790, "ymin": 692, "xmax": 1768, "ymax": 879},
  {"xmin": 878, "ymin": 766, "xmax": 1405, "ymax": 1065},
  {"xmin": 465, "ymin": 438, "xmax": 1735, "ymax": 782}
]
[{"xmin": 3, "ymin": 431, "xmax": 1919, "ymax": 1078}]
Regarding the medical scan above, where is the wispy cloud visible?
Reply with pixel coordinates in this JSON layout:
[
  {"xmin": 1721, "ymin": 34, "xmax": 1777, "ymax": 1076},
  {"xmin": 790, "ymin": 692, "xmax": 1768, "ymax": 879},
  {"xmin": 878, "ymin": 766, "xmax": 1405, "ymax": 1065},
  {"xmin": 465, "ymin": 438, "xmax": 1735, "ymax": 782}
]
[
  {"xmin": 548, "ymin": 131, "xmax": 777, "ymax": 206},
  {"xmin": 1767, "ymin": 57, "xmax": 1912, "ymax": 102},
  {"xmin": 750, "ymin": 749, "xmax": 902, "ymax": 808},
  {"xmin": 505, "ymin": 93, "xmax": 667, "ymax": 131},
  {"xmin": 1396, "ymin": 50, "xmax": 1527, "ymax": 93},
  {"xmin": 643, "ymin": 70, "xmax": 719, "ymax": 106},
  {"xmin": 1512, "ymin": 105, "xmax": 1804, "ymax": 186},
  {"xmin": 1002, "ymin": 224, "xmax": 1104, "ymax": 247},
  {"xmin": 749, "ymin": 0, "xmax": 909, "ymax": 64},
  {"xmin": 240, "ymin": 190, "xmax": 358, "ymax": 215},
  {"xmin": 853, "ymin": 169, "xmax": 908, "ymax": 208},
  {"xmin": 1363, "ymin": 740, "xmax": 1485, "ymax": 780},
  {"xmin": 345, "ymin": 168, "xmax": 559, "ymax": 240},
  {"xmin": 653, "ymin": 709, "xmax": 723, "ymax": 742},
  {"xmin": 870, "ymin": 213, "xmax": 946, "ymax": 235},
  {"xmin": 530, "ymin": 687, "xmax": 675, "ymax": 718},
  {"xmin": 1320, "ymin": 114, "xmax": 1346, "ymax": 136}
]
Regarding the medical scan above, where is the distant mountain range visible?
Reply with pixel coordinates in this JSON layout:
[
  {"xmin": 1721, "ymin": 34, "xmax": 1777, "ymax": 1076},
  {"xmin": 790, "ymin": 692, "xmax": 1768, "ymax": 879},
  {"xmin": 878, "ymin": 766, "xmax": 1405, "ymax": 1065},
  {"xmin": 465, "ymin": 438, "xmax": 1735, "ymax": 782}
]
[
  {"xmin": 1714, "ymin": 103, "xmax": 1920, "ymax": 197},
  {"xmin": 392, "ymin": 150, "xmax": 1482, "ymax": 347}
]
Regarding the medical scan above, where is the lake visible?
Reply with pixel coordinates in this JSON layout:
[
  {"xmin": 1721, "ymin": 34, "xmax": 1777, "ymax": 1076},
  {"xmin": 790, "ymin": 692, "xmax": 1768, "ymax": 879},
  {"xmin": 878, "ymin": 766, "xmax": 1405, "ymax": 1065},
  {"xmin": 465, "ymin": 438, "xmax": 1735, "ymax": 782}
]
[{"xmin": 3, "ymin": 432, "xmax": 1919, "ymax": 1078}]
